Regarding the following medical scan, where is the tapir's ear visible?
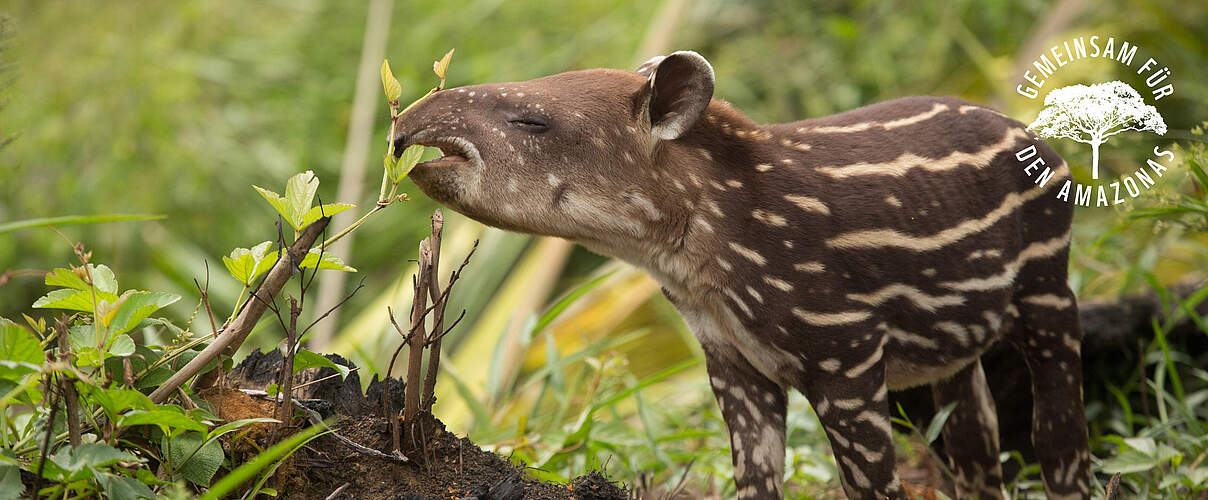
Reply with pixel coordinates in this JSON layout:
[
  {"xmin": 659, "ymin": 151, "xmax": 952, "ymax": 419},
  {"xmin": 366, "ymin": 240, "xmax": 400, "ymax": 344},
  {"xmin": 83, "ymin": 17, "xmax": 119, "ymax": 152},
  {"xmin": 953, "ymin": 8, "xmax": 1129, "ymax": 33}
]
[{"xmin": 639, "ymin": 51, "xmax": 715, "ymax": 141}]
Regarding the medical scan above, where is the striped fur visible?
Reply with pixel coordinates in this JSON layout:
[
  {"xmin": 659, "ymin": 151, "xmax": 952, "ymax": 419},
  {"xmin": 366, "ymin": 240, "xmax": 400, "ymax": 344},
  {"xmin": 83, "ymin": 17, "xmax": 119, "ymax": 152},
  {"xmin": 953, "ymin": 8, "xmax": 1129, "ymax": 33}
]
[{"xmin": 395, "ymin": 51, "xmax": 1091, "ymax": 500}]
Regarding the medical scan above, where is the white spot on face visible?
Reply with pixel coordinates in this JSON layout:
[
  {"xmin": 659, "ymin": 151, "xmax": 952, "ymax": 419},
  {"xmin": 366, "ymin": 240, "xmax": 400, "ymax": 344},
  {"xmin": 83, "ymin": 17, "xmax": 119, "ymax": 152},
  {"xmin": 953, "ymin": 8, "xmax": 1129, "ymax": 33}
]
[
  {"xmin": 885, "ymin": 195, "xmax": 902, "ymax": 207},
  {"xmin": 716, "ymin": 256, "xmax": 733, "ymax": 271},
  {"xmin": 819, "ymin": 358, "xmax": 842, "ymax": 372},
  {"xmin": 755, "ymin": 163, "xmax": 773, "ymax": 172},
  {"xmin": 784, "ymin": 194, "xmax": 831, "ymax": 215},
  {"xmin": 546, "ymin": 173, "xmax": 560, "ymax": 186},
  {"xmin": 782, "ymin": 240, "xmax": 794, "ymax": 249},
  {"xmin": 507, "ymin": 178, "xmax": 519, "ymax": 193},
  {"xmin": 794, "ymin": 261, "xmax": 825, "ymax": 272},
  {"xmin": 726, "ymin": 179, "xmax": 743, "ymax": 188},
  {"xmin": 746, "ymin": 286, "xmax": 764, "ymax": 304}
]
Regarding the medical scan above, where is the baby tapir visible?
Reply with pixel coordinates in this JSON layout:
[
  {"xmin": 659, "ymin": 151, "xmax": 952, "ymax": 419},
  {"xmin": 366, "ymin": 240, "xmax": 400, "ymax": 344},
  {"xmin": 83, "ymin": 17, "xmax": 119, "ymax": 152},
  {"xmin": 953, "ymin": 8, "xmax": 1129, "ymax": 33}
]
[{"xmin": 394, "ymin": 51, "xmax": 1090, "ymax": 500}]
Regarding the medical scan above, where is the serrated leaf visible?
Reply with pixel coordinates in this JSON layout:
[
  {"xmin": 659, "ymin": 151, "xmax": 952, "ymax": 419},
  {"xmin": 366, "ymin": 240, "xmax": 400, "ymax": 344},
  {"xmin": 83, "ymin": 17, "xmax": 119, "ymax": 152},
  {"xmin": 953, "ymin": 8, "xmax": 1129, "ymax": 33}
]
[
  {"xmin": 433, "ymin": 48, "xmax": 454, "ymax": 81},
  {"xmin": 381, "ymin": 59, "xmax": 402, "ymax": 102},
  {"xmin": 284, "ymin": 171, "xmax": 320, "ymax": 231},
  {"xmin": 107, "ymin": 291, "xmax": 181, "ymax": 336},
  {"xmin": 44, "ymin": 268, "xmax": 89, "ymax": 291},
  {"xmin": 86, "ymin": 386, "xmax": 154, "ymax": 422},
  {"xmin": 32, "ymin": 288, "xmax": 120, "ymax": 313},
  {"xmin": 165, "ymin": 432, "xmax": 224, "ymax": 487},
  {"xmin": 393, "ymin": 144, "xmax": 425, "ymax": 183},
  {"xmin": 89, "ymin": 264, "xmax": 118, "ymax": 294},
  {"xmin": 299, "ymin": 249, "xmax": 356, "ymax": 272},
  {"xmin": 224, "ymin": 242, "xmax": 274, "ymax": 285},
  {"xmin": 44, "ymin": 443, "xmax": 138, "ymax": 481},
  {"xmin": 301, "ymin": 203, "xmax": 355, "ymax": 228},
  {"xmin": 0, "ymin": 318, "xmax": 45, "ymax": 381},
  {"xmin": 108, "ymin": 334, "xmax": 136, "ymax": 357}
]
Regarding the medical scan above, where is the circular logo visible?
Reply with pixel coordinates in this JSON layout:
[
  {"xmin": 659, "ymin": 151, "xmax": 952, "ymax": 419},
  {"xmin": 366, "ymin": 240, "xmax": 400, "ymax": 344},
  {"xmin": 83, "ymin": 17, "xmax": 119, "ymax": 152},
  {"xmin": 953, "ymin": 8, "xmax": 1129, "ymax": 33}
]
[{"xmin": 1014, "ymin": 35, "xmax": 1176, "ymax": 207}]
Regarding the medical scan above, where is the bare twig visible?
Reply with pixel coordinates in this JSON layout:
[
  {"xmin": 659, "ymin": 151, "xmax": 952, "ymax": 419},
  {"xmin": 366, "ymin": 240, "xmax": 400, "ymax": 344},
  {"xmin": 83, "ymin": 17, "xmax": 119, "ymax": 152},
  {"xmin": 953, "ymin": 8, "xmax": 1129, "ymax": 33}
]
[
  {"xmin": 301, "ymin": 277, "xmax": 366, "ymax": 338},
  {"xmin": 276, "ymin": 297, "xmax": 301, "ymax": 439},
  {"xmin": 32, "ymin": 374, "xmax": 61, "ymax": 498},
  {"xmin": 0, "ymin": 268, "xmax": 47, "ymax": 288},
  {"xmin": 54, "ymin": 317, "xmax": 81, "ymax": 448},
  {"xmin": 404, "ymin": 238, "xmax": 432, "ymax": 450},
  {"xmin": 297, "ymin": 402, "xmax": 408, "ymax": 463},
  {"xmin": 421, "ymin": 210, "xmax": 445, "ymax": 412},
  {"xmin": 324, "ymin": 483, "xmax": 352, "ymax": 500},
  {"xmin": 148, "ymin": 217, "xmax": 331, "ymax": 403}
]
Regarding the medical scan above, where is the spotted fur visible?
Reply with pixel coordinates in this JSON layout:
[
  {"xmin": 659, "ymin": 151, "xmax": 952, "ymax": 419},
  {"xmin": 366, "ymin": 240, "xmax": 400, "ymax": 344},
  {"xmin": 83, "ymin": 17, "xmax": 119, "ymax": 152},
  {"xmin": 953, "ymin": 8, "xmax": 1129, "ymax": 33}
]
[{"xmin": 394, "ymin": 51, "xmax": 1091, "ymax": 500}]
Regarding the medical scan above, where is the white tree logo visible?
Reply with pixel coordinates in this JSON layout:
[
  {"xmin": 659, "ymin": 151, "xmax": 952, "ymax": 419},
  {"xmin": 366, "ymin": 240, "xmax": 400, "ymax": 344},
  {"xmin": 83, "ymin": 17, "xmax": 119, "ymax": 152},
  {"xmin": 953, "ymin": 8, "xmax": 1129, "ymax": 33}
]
[{"xmin": 1028, "ymin": 81, "xmax": 1167, "ymax": 179}]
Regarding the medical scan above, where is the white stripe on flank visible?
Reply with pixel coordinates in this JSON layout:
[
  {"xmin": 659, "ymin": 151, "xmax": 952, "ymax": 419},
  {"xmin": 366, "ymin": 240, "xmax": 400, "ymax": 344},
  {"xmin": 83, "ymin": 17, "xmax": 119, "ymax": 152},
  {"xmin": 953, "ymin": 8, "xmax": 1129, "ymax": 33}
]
[
  {"xmin": 846, "ymin": 283, "xmax": 965, "ymax": 312},
  {"xmin": 794, "ymin": 261, "xmax": 826, "ymax": 272},
  {"xmin": 815, "ymin": 127, "xmax": 1029, "ymax": 179},
  {"xmin": 791, "ymin": 307, "xmax": 871, "ymax": 326},
  {"xmin": 845, "ymin": 334, "xmax": 889, "ymax": 378},
  {"xmin": 784, "ymin": 194, "xmax": 831, "ymax": 215},
  {"xmin": 729, "ymin": 242, "xmax": 768, "ymax": 266},
  {"xmin": 1020, "ymin": 293, "xmax": 1072, "ymax": 309},
  {"xmin": 827, "ymin": 170, "xmax": 1067, "ymax": 251},
  {"xmin": 880, "ymin": 323, "xmax": 939, "ymax": 349},
  {"xmin": 938, "ymin": 230, "xmax": 1070, "ymax": 292},
  {"xmin": 882, "ymin": 103, "xmax": 949, "ymax": 129}
]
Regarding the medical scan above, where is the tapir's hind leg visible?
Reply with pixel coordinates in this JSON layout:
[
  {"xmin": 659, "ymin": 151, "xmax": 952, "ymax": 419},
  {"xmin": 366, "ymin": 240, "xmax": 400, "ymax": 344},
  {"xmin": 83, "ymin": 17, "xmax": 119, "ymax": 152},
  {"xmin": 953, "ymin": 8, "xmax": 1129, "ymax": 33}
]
[
  {"xmin": 1009, "ymin": 260, "xmax": 1091, "ymax": 499},
  {"xmin": 930, "ymin": 358, "xmax": 1005, "ymax": 499}
]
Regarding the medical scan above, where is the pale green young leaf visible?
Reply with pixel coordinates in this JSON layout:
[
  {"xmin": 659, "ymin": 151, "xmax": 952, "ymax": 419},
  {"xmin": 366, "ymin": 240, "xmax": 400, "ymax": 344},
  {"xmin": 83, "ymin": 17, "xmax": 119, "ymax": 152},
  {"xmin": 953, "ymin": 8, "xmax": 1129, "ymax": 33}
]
[
  {"xmin": 284, "ymin": 170, "xmax": 320, "ymax": 230},
  {"xmin": 89, "ymin": 264, "xmax": 118, "ymax": 294},
  {"xmin": 394, "ymin": 144, "xmax": 425, "ymax": 183},
  {"xmin": 301, "ymin": 203, "xmax": 355, "ymax": 228},
  {"xmin": 253, "ymin": 186, "xmax": 292, "ymax": 226},
  {"xmin": 33, "ymin": 289, "xmax": 120, "ymax": 312},
  {"xmin": 384, "ymin": 153, "xmax": 401, "ymax": 182},
  {"xmin": 107, "ymin": 334, "xmax": 136, "ymax": 357},
  {"xmin": 0, "ymin": 318, "xmax": 45, "ymax": 381},
  {"xmin": 44, "ymin": 268, "xmax": 89, "ymax": 291},
  {"xmin": 381, "ymin": 59, "xmax": 402, "ymax": 102},
  {"xmin": 299, "ymin": 249, "xmax": 356, "ymax": 272},
  {"xmin": 224, "ymin": 241, "xmax": 274, "ymax": 285},
  {"xmin": 433, "ymin": 48, "xmax": 455, "ymax": 81}
]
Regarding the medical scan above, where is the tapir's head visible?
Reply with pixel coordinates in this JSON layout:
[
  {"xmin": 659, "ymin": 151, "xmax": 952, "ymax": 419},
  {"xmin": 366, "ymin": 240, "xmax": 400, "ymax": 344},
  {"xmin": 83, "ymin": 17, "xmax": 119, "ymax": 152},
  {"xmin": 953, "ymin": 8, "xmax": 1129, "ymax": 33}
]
[{"xmin": 393, "ymin": 51, "xmax": 717, "ymax": 245}]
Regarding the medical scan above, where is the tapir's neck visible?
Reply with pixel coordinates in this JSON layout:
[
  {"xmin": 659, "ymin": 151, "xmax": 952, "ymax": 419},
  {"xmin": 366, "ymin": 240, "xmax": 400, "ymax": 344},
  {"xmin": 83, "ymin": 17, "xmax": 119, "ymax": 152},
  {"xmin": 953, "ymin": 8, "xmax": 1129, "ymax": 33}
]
[{"xmin": 588, "ymin": 102, "xmax": 780, "ymax": 304}]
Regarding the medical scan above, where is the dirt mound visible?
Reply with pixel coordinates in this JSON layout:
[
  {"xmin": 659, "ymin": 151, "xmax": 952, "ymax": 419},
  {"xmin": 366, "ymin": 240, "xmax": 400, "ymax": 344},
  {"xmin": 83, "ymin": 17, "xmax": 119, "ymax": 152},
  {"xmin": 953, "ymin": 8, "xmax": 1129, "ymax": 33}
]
[{"xmin": 204, "ymin": 350, "xmax": 627, "ymax": 500}]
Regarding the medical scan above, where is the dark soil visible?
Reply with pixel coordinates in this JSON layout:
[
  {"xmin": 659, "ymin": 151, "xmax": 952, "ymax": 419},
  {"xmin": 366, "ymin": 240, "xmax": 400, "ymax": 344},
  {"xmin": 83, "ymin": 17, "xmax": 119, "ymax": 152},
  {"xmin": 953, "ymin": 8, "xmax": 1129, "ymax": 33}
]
[{"xmin": 206, "ymin": 350, "xmax": 627, "ymax": 500}]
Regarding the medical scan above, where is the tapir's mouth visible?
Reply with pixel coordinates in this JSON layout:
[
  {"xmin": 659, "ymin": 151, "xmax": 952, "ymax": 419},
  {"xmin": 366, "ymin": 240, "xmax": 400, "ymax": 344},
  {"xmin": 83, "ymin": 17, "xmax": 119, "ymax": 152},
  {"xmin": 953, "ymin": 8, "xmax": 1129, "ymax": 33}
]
[{"xmin": 397, "ymin": 134, "xmax": 481, "ymax": 172}]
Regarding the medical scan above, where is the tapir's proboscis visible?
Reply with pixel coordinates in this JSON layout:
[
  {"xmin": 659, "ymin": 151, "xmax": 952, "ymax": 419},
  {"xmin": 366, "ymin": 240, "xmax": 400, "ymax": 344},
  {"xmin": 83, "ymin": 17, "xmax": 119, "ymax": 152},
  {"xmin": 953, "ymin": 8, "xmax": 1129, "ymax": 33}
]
[{"xmin": 393, "ymin": 51, "xmax": 1090, "ymax": 500}]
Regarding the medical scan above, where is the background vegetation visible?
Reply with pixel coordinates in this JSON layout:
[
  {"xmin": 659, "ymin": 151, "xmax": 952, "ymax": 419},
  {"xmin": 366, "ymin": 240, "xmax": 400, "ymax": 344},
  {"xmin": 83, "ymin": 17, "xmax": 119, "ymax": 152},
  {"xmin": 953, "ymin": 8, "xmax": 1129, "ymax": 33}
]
[{"xmin": 2, "ymin": 0, "xmax": 1207, "ymax": 498}]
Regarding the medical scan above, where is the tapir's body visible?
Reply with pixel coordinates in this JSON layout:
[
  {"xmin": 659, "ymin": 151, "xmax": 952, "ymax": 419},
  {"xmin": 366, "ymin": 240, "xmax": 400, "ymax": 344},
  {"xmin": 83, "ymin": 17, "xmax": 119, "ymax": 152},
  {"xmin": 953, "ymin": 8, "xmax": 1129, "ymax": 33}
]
[{"xmin": 395, "ymin": 52, "xmax": 1090, "ymax": 499}]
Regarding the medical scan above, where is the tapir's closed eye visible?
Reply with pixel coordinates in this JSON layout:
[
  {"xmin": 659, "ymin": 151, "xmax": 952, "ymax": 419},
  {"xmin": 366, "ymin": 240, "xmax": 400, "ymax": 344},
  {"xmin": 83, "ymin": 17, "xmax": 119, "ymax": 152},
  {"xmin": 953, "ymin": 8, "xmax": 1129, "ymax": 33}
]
[{"xmin": 506, "ymin": 116, "xmax": 550, "ymax": 133}]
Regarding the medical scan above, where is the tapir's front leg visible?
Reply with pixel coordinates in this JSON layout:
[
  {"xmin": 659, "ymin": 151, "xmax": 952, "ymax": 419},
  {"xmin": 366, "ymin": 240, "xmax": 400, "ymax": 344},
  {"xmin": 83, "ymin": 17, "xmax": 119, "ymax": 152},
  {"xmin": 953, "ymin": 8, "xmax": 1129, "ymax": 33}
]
[{"xmin": 702, "ymin": 343, "xmax": 788, "ymax": 500}]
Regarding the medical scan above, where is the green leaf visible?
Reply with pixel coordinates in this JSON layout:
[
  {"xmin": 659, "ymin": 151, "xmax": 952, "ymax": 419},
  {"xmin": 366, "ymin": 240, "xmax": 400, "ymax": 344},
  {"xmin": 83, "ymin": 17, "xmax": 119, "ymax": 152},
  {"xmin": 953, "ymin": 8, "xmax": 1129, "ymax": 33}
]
[
  {"xmin": 119, "ymin": 408, "xmax": 207, "ymax": 436},
  {"xmin": 433, "ymin": 48, "xmax": 454, "ymax": 81},
  {"xmin": 165, "ymin": 432, "xmax": 224, "ymax": 487},
  {"xmin": 265, "ymin": 383, "xmax": 279, "ymax": 398},
  {"xmin": 223, "ymin": 241, "xmax": 274, "ymax": 286},
  {"xmin": 299, "ymin": 249, "xmax": 356, "ymax": 272},
  {"xmin": 0, "ymin": 318, "xmax": 45, "ymax": 381},
  {"xmin": 1101, "ymin": 449, "xmax": 1160, "ymax": 474},
  {"xmin": 301, "ymin": 203, "xmax": 355, "ymax": 228},
  {"xmin": 87, "ymin": 387, "xmax": 154, "ymax": 422},
  {"xmin": 44, "ymin": 443, "xmax": 138, "ymax": 481},
  {"xmin": 292, "ymin": 350, "xmax": 351, "ymax": 379},
  {"xmin": 88, "ymin": 264, "xmax": 118, "ymax": 294},
  {"xmin": 284, "ymin": 170, "xmax": 320, "ymax": 231},
  {"xmin": 44, "ymin": 267, "xmax": 89, "ymax": 291},
  {"xmin": 394, "ymin": 144, "xmax": 425, "ymax": 183},
  {"xmin": 106, "ymin": 291, "xmax": 181, "ymax": 336},
  {"xmin": 199, "ymin": 423, "xmax": 330, "ymax": 500},
  {"xmin": 33, "ymin": 288, "xmax": 119, "ymax": 312},
  {"xmin": 97, "ymin": 471, "xmax": 156, "ymax": 500},
  {"xmin": 0, "ymin": 464, "xmax": 23, "ymax": 500},
  {"xmin": 0, "ymin": 214, "xmax": 164, "ymax": 235},
  {"xmin": 924, "ymin": 401, "xmax": 959, "ymax": 444},
  {"xmin": 253, "ymin": 186, "xmax": 292, "ymax": 226},
  {"xmin": 108, "ymin": 334, "xmax": 136, "ymax": 357},
  {"xmin": 381, "ymin": 59, "xmax": 402, "ymax": 102}
]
